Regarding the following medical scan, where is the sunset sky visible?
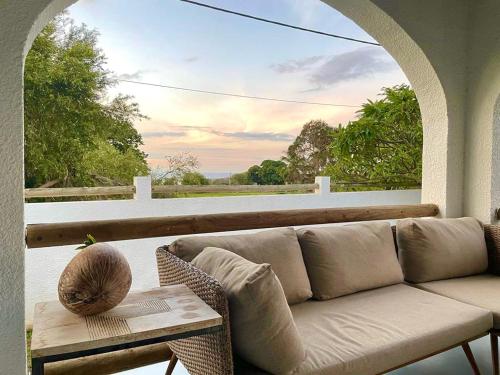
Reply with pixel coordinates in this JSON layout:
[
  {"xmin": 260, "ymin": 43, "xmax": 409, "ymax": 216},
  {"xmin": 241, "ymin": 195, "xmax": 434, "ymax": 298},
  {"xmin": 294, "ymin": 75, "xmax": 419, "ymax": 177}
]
[{"xmin": 68, "ymin": 0, "xmax": 409, "ymax": 175}]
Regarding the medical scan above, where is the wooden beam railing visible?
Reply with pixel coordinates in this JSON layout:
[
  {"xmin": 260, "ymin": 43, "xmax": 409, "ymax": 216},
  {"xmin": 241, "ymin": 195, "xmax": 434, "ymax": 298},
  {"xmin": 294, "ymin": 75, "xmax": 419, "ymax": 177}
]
[
  {"xmin": 26, "ymin": 204, "xmax": 439, "ymax": 248},
  {"xmin": 152, "ymin": 184, "xmax": 317, "ymax": 194},
  {"xmin": 25, "ymin": 186, "xmax": 135, "ymax": 199},
  {"xmin": 24, "ymin": 183, "xmax": 318, "ymax": 199}
]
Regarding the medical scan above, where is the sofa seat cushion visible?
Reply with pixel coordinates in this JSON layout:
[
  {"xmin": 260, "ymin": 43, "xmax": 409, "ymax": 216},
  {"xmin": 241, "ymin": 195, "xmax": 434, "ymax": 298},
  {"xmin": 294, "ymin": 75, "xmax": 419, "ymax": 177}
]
[
  {"xmin": 397, "ymin": 217, "xmax": 488, "ymax": 283},
  {"xmin": 288, "ymin": 284, "xmax": 492, "ymax": 375},
  {"xmin": 297, "ymin": 222, "xmax": 403, "ymax": 299},
  {"xmin": 169, "ymin": 228, "xmax": 312, "ymax": 304},
  {"xmin": 192, "ymin": 247, "xmax": 305, "ymax": 374},
  {"xmin": 416, "ymin": 273, "xmax": 500, "ymax": 328}
]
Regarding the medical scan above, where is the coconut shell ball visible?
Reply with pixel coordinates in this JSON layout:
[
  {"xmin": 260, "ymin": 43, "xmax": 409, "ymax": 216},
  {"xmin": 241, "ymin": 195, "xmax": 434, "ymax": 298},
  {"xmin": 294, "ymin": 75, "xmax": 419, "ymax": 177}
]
[{"xmin": 58, "ymin": 243, "xmax": 132, "ymax": 316}]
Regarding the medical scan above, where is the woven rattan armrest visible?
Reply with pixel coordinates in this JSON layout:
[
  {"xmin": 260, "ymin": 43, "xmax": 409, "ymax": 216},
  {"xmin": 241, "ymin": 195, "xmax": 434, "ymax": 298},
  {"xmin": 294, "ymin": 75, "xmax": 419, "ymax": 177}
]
[
  {"xmin": 484, "ymin": 224, "xmax": 500, "ymax": 275},
  {"xmin": 156, "ymin": 246, "xmax": 234, "ymax": 375}
]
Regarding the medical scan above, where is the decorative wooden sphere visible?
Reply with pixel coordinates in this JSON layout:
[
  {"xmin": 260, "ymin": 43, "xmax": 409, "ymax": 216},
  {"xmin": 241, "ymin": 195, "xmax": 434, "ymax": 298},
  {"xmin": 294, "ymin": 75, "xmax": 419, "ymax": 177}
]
[{"xmin": 58, "ymin": 243, "xmax": 132, "ymax": 316}]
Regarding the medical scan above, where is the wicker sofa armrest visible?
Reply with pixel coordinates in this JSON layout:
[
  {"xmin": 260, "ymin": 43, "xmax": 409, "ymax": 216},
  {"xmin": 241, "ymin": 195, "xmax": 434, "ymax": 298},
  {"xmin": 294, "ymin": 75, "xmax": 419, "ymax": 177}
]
[
  {"xmin": 156, "ymin": 246, "xmax": 234, "ymax": 375},
  {"xmin": 484, "ymin": 224, "xmax": 500, "ymax": 275}
]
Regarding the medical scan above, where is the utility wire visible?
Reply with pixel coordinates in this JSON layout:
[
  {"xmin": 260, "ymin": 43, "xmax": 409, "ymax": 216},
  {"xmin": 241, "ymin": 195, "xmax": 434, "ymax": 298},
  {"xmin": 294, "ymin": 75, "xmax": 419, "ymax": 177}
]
[
  {"xmin": 180, "ymin": 0, "xmax": 381, "ymax": 46},
  {"xmin": 117, "ymin": 79, "xmax": 361, "ymax": 108}
]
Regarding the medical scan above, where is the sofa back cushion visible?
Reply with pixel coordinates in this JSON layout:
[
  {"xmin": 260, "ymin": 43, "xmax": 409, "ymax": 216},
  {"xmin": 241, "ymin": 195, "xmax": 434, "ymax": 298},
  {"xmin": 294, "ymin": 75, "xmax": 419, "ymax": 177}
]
[
  {"xmin": 397, "ymin": 217, "xmax": 488, "ymax": 283},
  {"xmin": 192, "ymin": 247, "xmax": 306, "ymax": 374},
  {"xmin": 168, "ymin": 228, "xmax": 312, "ymax": 304},
  {"xmin": 297, "ymin": 222, "xmax": 403, "ymax": 299}
]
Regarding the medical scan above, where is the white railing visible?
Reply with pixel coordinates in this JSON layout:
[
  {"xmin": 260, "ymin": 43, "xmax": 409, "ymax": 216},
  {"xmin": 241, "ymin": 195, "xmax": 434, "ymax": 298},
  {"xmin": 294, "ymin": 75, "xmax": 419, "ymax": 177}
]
[{"xmin": 24, "ymin": 177, "xmax": 421, "ymax": 323}]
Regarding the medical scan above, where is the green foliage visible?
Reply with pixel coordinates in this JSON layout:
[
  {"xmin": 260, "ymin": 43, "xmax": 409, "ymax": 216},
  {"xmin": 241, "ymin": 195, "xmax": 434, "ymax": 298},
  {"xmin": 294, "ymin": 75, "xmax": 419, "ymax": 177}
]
[
  {"xmin": 182, "ymin": 171, "xmax": 209, "ymax": 185},
  {"xmin": 247, "ymin": 160, "xmax": 287, "ymax": 185},
  {"xmin": 24, "ymin": 15, "xmax": 148, "ymax": 188},
  {"xmin": 283, "ymin": 120, "xmax": 336, "ymax": 183},
  {"xmin": 76, "ymin": 234, "xmax": 97, "ymax": 250},
  {"xmin": 326, "ymin": 85, "xmax": 422, "ymax": 190},
  {"xmin": 230, "ymin": 172, "xmax": 252, "ymax": 185},
  {"xmin": 26, "ymin": 330, "xmax": 32, "ymax": 370},
  {"xmin": 82, "ymin": 140, "xmax": 148, "ymax": 185},
  {"xmin": 248, "ymin": 165, "xmax": 262, "ymax": 184}
]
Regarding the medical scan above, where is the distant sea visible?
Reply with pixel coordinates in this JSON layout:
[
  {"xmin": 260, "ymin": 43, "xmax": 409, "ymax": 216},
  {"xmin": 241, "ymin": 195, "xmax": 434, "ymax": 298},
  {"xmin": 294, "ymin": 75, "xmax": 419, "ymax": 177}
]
[{"xmin": 203, "ymin": 172, "xmax": 233, "ymax": 179}]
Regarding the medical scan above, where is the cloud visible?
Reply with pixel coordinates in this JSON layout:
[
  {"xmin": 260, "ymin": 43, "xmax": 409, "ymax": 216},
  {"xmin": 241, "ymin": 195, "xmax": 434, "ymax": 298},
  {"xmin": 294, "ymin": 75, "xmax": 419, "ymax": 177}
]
[
  {"xmin": 183, "ymin": 56, "xmax": 199, "ymax": 63},
  {"xmin": 168, "ymin": 124, "xmax": 213, "ymax": 132},
  {"xmin": 270, "ymin": 47, "xmax": 397, "ymax": 89},
  {"xmin": 270, "ymin": 56, "xmax": 325, "ymax": 74},
  {"xmin": 142, "ymin": 131, "xmax": 186, "ymax": 138},
  {"xmin": 221, "ymin": 131, "xmax": 295, "ymax": 142},
  {"xmin": 116, "ymin": 69, "xmax": 153, "ymax": 80},
  {"xmin": 142, "ymin": 125, "xmax": 294, "ymax": 142},
  {"xmin": 308, "ymin": 47, "xmax": 397, "ymax": 88}
]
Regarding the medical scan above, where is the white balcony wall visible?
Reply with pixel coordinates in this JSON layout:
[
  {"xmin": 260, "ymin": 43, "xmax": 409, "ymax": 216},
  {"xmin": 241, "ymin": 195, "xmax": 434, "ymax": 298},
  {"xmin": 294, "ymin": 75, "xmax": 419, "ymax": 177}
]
[{"xmin": 25, "ymin": 188, "xmax": 420, "ymax": 323}]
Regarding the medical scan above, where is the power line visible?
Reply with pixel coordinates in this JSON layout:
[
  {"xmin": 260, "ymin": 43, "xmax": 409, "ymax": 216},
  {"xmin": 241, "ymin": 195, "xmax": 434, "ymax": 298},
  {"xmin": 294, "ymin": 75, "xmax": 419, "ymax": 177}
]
[
  {"xmin": 117, "ymin": 79, "xmax": 361, "ymax": 108},
  {"xmin": 180, "ymin": 0, "xmax": 381, "ymax": 47}
]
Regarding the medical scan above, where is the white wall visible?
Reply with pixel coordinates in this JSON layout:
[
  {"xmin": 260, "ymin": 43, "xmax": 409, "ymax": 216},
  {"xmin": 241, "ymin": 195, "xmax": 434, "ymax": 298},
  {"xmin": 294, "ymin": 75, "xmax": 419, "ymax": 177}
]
[
  {"xmin": 463, "ymin": 1, "xmax": 500, "ymax": 223},
  {"xmin": 25, "ymin": 189, "xmax": 421, "ymax": 323},
  {"xmin": 0, "ymin": 2, "xmax": 46, "ymax": 373}
]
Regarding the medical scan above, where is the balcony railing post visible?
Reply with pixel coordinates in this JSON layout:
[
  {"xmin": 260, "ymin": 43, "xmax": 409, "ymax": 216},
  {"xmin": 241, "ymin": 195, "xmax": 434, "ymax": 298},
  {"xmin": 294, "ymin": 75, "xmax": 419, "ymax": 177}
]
[
  {"xmin": 315, "ymin": 176, "xmax": 331, "ymax": 196},
  {"xmin": 134, "ymin": 176, "xmax": 152, "ymax": 201}
]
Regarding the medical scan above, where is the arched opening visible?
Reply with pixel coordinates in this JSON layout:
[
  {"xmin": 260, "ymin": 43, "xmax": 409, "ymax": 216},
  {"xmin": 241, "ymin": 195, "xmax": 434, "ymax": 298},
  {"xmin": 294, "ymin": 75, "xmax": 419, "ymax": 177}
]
[
  {"xmin": 25, "ymin": 0, "xmax": 454, "ymax": 214},
  {"xmin": 24, "ymin": 1, "xmax": 422, "ymax": 193}
]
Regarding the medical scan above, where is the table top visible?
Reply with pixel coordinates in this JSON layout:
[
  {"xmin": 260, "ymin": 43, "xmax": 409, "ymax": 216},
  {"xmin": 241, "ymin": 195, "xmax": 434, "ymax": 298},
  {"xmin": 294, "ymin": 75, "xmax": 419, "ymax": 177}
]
[{"xmin": 31, "ymin": 284, "xmax": 222, "ymax": 358}]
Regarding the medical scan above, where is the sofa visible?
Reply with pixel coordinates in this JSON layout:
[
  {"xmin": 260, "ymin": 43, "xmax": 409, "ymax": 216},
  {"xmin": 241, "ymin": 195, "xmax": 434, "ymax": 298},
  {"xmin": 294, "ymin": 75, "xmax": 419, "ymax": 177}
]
[{"xmin": 156, "ymin": 218, "xmax": 500, "ymax": 375}]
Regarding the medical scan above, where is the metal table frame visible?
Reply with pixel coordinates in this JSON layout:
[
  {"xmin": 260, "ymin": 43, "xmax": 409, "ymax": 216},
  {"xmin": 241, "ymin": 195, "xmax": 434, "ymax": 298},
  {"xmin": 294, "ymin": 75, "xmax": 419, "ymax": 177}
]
[{"xmin": 31, "ymin": 325, "xmax": 221, "ymax": 375}]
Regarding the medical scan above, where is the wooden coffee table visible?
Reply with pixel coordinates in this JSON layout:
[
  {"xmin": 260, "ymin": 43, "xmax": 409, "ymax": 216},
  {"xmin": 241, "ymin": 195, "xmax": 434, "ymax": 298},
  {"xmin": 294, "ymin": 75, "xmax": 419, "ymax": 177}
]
[{"xmin": 30, "ymin": 284, "xmax": 223, "ymax": 375}]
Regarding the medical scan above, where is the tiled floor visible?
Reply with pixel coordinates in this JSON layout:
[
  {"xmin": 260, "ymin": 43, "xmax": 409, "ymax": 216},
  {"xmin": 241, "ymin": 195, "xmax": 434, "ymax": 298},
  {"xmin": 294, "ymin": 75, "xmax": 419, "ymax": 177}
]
[{"xmin": 118, "ymin": 335, "xmax": 492, "ymax": 374}]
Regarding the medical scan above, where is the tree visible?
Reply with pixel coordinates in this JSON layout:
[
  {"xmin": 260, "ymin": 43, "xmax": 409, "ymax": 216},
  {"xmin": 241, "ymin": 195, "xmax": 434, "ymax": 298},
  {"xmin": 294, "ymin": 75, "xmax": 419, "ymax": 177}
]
[
  {"xmin": 259, "ymin": 160, "xmax": 287, "ymax": 185},
  {"xmin": 152, "ymin": 152, "xmax": 200, "ymax": 185},
  {"xmin": 326, "ymin": 85, "xmax": 422, "ymax": 190},
  {"xmin": 24, "ymin": 15, "xmax": 148, "ymax": 188},
  {"xmin": 230, "ymin": 172, "xmax": 252, "ymax": 185},
  {"xmin": 247, "ymin": 160, "xmax": 287, "ymax": 185},
  {"xmin": 82, "ymin": 140, "xmax": 149, "ymax": 185},
  {"xmin": 283, "ymin": 120, "xmax": 336, "ymax": 183},
  {"xmin": 248, "ymin": 165, "xmax": 263, "ymax": 185},
  {"xmin": 182, "ymin": 172, "xmax": 209, "ymax": 185}
]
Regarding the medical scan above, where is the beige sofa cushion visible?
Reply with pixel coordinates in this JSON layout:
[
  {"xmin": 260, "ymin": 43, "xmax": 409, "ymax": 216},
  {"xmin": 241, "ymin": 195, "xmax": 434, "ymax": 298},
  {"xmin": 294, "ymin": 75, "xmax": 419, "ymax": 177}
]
[
  {"xmin": 397, "ymin": 217, "xmax": 488, "ymax": 283},
  {"xmin": 289, "ymin": 284, "xmax": 492, "ymax": 375},
  {"xmin": 169, "ymin": 228, "xmax": 312, "ymax": 304},
  {"xmin": 416, "ymin": 273, "xmax": 500, "ymax": 328},
  {"xmin": 192, "ymin": 247, "xmax": 305, "ymax": 374},
  {"xmin": 297, "ymin": 222, "xmax": 403, "ymax": 299}
]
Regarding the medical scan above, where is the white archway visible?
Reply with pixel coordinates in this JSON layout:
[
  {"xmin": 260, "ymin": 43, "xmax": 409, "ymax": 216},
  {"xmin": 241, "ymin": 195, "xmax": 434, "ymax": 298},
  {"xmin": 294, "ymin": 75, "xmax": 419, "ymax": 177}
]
[
  {"xmin": 0, "ymin": 0, "xmax": 470, "ymax": 373},
  {"xmin": 324, "ymin": 0, "xmax": 461, "ymax": 219}
]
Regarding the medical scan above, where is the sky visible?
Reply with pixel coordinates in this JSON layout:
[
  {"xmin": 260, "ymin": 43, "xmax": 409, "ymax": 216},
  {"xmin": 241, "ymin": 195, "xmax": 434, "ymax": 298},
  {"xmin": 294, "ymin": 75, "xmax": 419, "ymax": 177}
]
[{"xmin": 67, "ymin": 0, "xmax": 409, "ymax": 175}]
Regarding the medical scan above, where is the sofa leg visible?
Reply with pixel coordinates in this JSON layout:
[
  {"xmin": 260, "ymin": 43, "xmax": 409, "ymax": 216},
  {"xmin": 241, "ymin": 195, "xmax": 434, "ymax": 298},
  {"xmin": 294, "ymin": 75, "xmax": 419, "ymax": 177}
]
[
  {"xmin": 491, "ymin": 333, "xmax": 499, "ymax": 375},
  {"xmin": 462, "ymin": 343, "xmax": 481, "ymax": 375},
  {"xmin": 166, "ymin": 353, "xmax": 178, "ymax": 375}
]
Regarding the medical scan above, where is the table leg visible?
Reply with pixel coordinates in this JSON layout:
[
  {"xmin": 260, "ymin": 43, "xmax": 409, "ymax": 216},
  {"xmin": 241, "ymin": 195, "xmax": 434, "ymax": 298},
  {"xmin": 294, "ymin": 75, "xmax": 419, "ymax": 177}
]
[{"xmin": 32, "ymin": 357, "xmax": 44, "ymax": 375}]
